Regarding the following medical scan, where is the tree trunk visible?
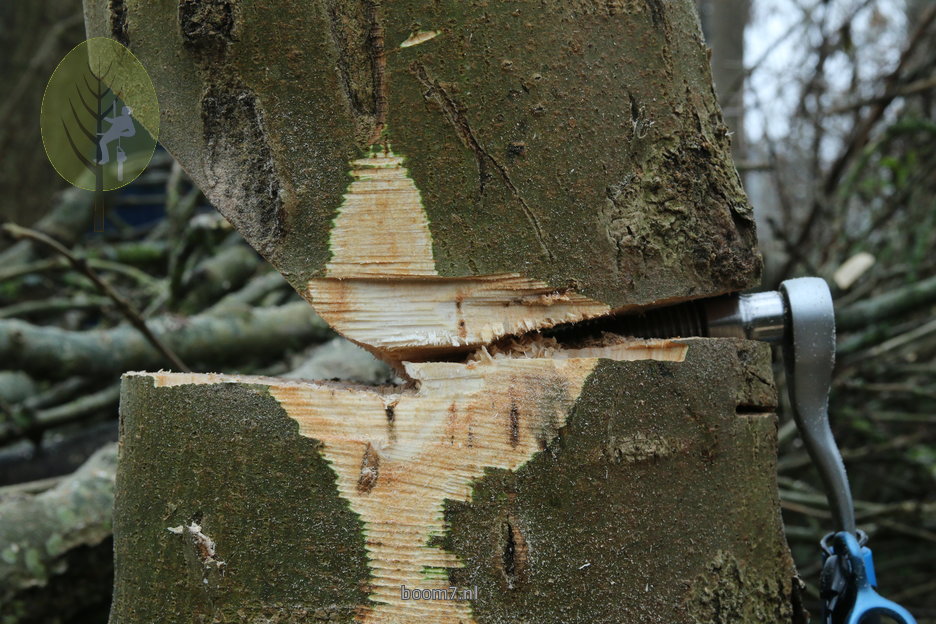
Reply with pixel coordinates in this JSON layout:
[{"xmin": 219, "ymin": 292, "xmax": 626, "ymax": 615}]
[
  {"xmin": 82, "ymin": 0, "xmax": 804, "ymax": 621},
  {"xmin": 114, "ymin": 339, "xmax": 802, "ymax": 623},
  {"xmin": 83, "ymin": 0, "xmax": 761, "ymax": 363},
  {"xmin": 0, "ymin": 0, "xmax": 84, "ymax": 227}
]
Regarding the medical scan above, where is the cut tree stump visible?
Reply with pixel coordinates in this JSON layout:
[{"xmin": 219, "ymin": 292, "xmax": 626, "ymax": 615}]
[
  {"xmin": 82, "ymin": 0, "xmax": 807, "ymax": 621},
  {"xmin": 114, "ymin": 339, "xmax": 801, "ymax": 623}
]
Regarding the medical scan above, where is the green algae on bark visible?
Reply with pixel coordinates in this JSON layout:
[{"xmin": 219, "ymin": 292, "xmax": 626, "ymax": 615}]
[
  {"xmin": 110, "ymin": 377, "xmax": 371, "ymax": 624},
  {"xmin": 441, "ymin": 340, "xmax": 797, "ymax": 624}
]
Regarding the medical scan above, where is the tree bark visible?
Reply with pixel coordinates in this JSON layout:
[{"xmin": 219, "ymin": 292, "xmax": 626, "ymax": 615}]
[
  {"xmin": 82, "ymin": 0, "xmax": 805, "ymax": 622},
  {"xmin": 84, "ymin": 0, "xmax": 761, "ymax": 362}
]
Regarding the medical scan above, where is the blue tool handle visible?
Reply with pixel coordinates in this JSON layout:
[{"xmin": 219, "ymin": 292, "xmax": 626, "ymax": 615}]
[
  {"xmin": 826, "ymin": 532, "xmax": 917, "ymax": 624},
  {"xmin": 845, "ymin": 593, "xmax": 917, "ymax": 624}
]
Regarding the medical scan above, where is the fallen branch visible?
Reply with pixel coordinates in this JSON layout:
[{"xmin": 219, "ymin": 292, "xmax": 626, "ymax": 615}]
[
  {"xmin": 0, "ymin": 420, "xmax": 117, "ymax": 486},
  {"xmin": 0, "ymin": 301, "xmax": 333, "ymax": 379},
  {"xmin": 836, "ymin": 274, "xmax": 936, "ymax": 331},
  {"xmin": 0, "ymin": 295, "xmax": 113, "ymax": 319},
  {"xmin": 0, "ymin": 384, "xmax": 120, "ymax": 446},
  {"xmin": 0, "ymin": 372, "xmax": 36, "ymax": 405},
  {"xmin": 178, "ymin": 243, "xmax": 262, "ymax": 313},
  {"xmin": 777, "ymin": 434, "xmax": 923, "ymax": 473},
  {"xmin": 0, "ymin": 187, "xmax": 93, "ymax": 266},
  {"xmin": 85, "ymin": 239, "xmax": 168, "ymax": 265},
  {"xmin": 2, "ymin": 223, "xmax": 190, "ymax": 372},
  {"xmin": 0, "ymin": 256, "xmax": 157, "ymax": 287},
  {"xmin": 0, "ymin": 443, "xmax": 116, "ymax": 623},
  {"xmin": 207, "ymin": 270, "xmax": 290, "ymax": 315}
]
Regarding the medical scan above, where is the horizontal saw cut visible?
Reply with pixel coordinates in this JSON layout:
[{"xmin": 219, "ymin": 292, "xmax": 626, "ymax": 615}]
[{"xmin": 308, "ymin": 151, "xmax": 611, "ymax": 362}]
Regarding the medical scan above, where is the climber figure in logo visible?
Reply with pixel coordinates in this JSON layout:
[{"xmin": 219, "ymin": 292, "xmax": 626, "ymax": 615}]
[{"xmin": 98, "ymin": 105, "xmax": 135, "ymax": 165}]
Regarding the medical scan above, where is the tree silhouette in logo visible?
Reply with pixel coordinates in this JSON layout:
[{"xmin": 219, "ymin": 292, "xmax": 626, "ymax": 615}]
[
  {"xmin": 62, "ymin": 61, "xmax": 123, "ymax": 230},
  {"xmin": 41, "ymin": 38, "xmax": 159, "ymax": 232}
]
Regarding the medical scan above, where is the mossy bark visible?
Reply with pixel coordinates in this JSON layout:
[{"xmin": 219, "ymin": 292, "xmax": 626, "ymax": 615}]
[
  {"xmin": 82, "ymin": 0, "xmax": 760, "ymax": 314},
  {"xmin": 112, "ymin": 340, "xmax": 804, "ymax": 623}
]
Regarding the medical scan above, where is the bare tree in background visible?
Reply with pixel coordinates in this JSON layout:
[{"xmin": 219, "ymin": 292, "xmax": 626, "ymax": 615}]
[
  {"xmin": 0, "ymin": 1, "xmax": 84, "ymax": 226},
  {"xmin": 707, "ymin": 0, "xmax": 936, "ymax": 617},
  {"xmin": 697, "ymin": 0, "xmax": 751, "ymax": 162}
]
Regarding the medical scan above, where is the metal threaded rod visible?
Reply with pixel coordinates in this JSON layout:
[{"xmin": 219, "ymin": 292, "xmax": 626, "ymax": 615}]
[
  {"xmin": 542, "ymin": 300, "xmax": 708, "ymax": 343},
  {"xmin": 542, "ymin": 291, "xmax": 786, "ymax": 345}
]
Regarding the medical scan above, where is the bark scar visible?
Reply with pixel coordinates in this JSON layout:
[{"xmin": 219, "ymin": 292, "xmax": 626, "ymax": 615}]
[
  {"xmin": 365, "ymin": 0, "xmax": 388, "ymax": 145},
  {"xmin": 109, "ymin": 0, "xmax": 129, "ymax": 46},
  {"xmin": 412, "ymin": 62, "xmax": 553, "ymax": 260},
  {"xmin": 508, "ymin": 401, "xmax": 520, "ymax": 448},
  {"xmin": 643, "ymin": 0, "xmax": 665, "ymax": 29},
  {"xmin": 357, "ymin": 442, "xmax": 381, "ymax": 493},
  {"xmin": 323, "ymin": 0, "xmax": 387, "ymax": 148},
  {"xmin": 502, "ymin": 515, "xmax": 529, "ymax": 589}
]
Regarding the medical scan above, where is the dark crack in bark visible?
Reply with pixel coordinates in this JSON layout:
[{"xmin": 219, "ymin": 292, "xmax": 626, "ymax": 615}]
[
  {"xmin": 201, "ymin": 80, "xmax": 285, "ymax": 258},
  {"xmin": 412, "ymin": 62, "xmax": 553, "ymax": 260},
  {"xmin": 109, "ymin": 0, "xmax": 129, "ymax": 47},
  {"xmin": 644, "ymin": 0, "xmax": 666, "ymax": 29},
  {"xmin": 178, "ymin": 0, "xmax": 236, "ymax": 59},
  {"xmin": 501, "ymin": 515, "xmax": 529, "ymax": 590},
  {"xmin": 323, "ymin": 0, "xmax": 387, "ymax": 148}
]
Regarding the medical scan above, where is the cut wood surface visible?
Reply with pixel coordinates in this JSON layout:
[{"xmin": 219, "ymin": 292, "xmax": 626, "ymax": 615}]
[
  {"xmin": 306, "ymin": 152, "xmax": 610, "ymax": 361},
  {"xmin": 83, "ymin": 0, "xmax": 762, "ymax": 358},
  {"xmin": 113, "ymin": 339, "xmax": 802, "ymax": 623}
]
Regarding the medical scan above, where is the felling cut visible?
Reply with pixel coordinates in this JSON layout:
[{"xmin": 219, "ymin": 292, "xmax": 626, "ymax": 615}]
[{"xmin": 83, "ymin": 0, "xmax": 807, "ymax": 621}]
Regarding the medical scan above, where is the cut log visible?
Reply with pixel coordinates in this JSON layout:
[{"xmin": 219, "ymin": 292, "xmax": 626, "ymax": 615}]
[
  {"xmin": 0, "ymin": 444, "xmax": 116, "ymax": 623},
  {"xmin": 83, "ymin": 0, "xmax": 762, "ymax": 361},
  {"xmin": 112, "ymin": 339, "xmax": 802, "ymax": 623}
]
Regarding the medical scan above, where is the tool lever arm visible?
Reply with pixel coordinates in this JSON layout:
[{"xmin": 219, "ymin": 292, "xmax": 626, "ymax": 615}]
[{"xmin": 780, "ymin": 278, "xmax": 856, "ymax": 535}]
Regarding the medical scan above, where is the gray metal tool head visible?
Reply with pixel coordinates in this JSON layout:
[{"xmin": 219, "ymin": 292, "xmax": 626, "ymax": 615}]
[
  {"xmin": 706, "ymin": 278, "xmax": 854, "ymax": 533},
  {"xmin": 702, "ymin": 278, "xmax": 854, "ymax": 533}
]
